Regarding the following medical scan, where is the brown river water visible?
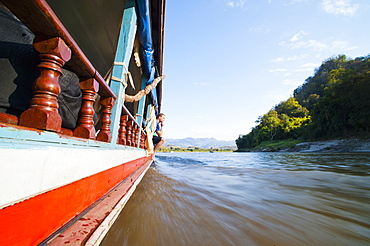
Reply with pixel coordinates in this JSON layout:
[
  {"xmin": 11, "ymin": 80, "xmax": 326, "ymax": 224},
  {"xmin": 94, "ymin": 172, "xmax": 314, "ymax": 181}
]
[{"xmin": 101, "ymin": 152, "xmax": 370, "ymax": 246}]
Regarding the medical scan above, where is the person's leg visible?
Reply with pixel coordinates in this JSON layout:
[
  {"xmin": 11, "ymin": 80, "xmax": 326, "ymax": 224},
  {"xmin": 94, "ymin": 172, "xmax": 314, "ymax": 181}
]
[{"xmin": 153, "ymin": 138, "xmax": 165, "ymax": 154}]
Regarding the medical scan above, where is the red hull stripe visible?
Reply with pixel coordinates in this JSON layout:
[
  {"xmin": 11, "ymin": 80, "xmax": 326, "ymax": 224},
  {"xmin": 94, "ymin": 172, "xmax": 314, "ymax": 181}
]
[
  {"xmin": 48, "ymin": 159, "xmax": 151, "ymax": 245},
  {"xmin": 0, "ymin": 155, "xmax": 152, "ymax": 246}
]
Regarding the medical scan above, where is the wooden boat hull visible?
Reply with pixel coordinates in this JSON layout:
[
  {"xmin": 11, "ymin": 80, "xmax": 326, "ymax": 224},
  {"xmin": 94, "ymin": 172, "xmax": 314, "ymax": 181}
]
[
  {"xmin": 0, "ymin": 0, "xmax": 165, "ymax": 244},
  {"xmin": 0, "ymin": 124, "xmax": 152, "ymax": 245}
]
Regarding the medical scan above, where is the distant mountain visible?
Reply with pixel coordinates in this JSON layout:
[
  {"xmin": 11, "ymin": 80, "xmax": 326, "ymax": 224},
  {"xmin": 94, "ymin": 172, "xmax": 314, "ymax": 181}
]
[{"xmin": 164, "ymin": 137, "xmax": 236, "ymax": 149}]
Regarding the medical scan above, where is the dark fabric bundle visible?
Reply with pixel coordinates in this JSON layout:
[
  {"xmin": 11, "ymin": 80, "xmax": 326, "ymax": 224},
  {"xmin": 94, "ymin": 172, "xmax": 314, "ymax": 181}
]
[{"xmin": 0, "ymin": 5, "xmax": 82, "ymax": 129}]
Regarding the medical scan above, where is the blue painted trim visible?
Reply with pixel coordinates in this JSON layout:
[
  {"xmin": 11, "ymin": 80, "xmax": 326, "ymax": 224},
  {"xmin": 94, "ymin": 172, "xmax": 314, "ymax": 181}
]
[
  {"xmin": 109, "ymin": 0, "xmax": 138, "ymax": 145},
  {"xmin": 135, "ymin": 76, "xmax": 148, "ymax": 127},
  {"xmin": 134, "ymin": 76, "xmax": 148, "ymax": 146},
  {"xmin": 0, "ymin": 126, "xmax": 142, "ymax": 150}
]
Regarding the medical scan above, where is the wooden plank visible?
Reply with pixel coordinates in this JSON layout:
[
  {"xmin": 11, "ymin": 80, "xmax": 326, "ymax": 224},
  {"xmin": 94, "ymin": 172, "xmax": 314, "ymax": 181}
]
[
  {"xmin": 109, "ymin": 0, "xmax": 138, "ymax": 144},
  {"xmin": 46, "ymin": 0, "xmax": 127, "ymax": 78}
]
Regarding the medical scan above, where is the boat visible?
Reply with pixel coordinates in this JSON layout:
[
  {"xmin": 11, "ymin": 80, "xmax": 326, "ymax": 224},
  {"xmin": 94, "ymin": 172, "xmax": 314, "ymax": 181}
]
[{"xmin": 0, "ymin": 0, "xmax": 165, "ymax": 245}]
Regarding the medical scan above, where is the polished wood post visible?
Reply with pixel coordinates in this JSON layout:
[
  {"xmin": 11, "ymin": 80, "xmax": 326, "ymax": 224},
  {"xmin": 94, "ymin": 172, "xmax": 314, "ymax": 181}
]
[
  {"xmin": 73, "ymin": 78, "xmax": 99, "ymax": 139},
  {"xmin": 134, "ymin": 125, "xmax": 140, "ymax": 147},
  {"xmin": 140, "ymin": 132, "xmax": 146, "ymax": 149},
  {"xmin": 126, "ymin": 120, "xmax": 133, "ymax": 146},
  {"xmin": 97, "ymin": 97, "xmax": 114, "ymax": 142},
  {"xmin": 118, "ymin": 115, "xmax": 128, "ymax": 145},
  {"xmin": 19, "ymin": 37, "xmax": 71, "ymax": 131},
  {"xmin": 131, "ymin": 124, "xmax": 137, "ymax": 147}
]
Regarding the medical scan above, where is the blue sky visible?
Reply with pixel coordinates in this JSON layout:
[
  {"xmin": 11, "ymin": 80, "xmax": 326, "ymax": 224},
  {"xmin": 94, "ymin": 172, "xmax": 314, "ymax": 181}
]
[{"xmin": 160, "ymin": 0, "xmax": 370, "ymax": 141}]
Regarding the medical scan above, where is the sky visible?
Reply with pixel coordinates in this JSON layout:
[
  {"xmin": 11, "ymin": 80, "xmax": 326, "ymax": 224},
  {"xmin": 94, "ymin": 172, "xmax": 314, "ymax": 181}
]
[{"xmin": 160, "ymin": 0, "xmax": 370, "ymax": 141}]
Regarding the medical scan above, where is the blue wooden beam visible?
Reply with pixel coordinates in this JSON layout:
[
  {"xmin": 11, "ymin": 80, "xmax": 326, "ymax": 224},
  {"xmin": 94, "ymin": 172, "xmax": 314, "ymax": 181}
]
[
  {"xmin": 135, "ymin": 77, "xmax": 148, "ymax": 126},
  {"xmin": 134, "ymin": 76, "xmax": 148, "ymax": 146},
  {"xmin": 109, "ymin": 0, "xmax": 137, "ymax": 145}
]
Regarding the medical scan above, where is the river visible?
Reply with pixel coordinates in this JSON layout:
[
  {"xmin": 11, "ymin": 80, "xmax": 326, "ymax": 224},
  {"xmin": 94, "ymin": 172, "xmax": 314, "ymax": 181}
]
[{"xmin": 101, "ymin": 152, "xmax": 370, "ymax": 246}]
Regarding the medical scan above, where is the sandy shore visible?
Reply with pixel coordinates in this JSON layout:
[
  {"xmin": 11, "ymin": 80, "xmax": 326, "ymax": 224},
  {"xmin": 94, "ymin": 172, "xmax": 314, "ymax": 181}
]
[{"xmin": 291, "ymin": 139, "xmax": 370, "ymax": 152}]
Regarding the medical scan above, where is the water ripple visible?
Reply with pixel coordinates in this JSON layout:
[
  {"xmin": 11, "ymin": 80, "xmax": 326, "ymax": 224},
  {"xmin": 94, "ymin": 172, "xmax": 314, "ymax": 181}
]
[{"xmin": 102, "ymin": 152, "xmax": 370, "ymax": 246}]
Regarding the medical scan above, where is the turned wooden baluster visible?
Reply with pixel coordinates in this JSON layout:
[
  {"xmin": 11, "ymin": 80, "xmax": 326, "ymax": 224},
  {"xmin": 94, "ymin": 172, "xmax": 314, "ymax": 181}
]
[
  {"xmin": 135, "ymin": 126, "xmax": 141, "ymax": 148},
  {"xmin": 135, "ymin": 125, "xmax": 140, "ymax": 147},
  {"xmin": 126, "ymin": 120, "xmax": 133, "ymax": 146},
  {"xmin": 97, "ymin": 97, "xmax": 114, "ymax": 142},
  {"xmin": 134, "ymin": 125, "xmax": 140, "ymax": 147},
  {"xmin": 130, "ymin": 124, "xmax": 136, "ymax": 147},
  {"xmin": 118, "ymin": 115, "xmax": 128, "ymax": 145},
  {"xmin": 73, "ymin": 78, "xmax": 99, "ymax": 139},
  {"xmin": 19, "ymin": 37, "xmax": 71, "ymax": 131},
  {"xmin": 140, "ymin": 132, "xmax": 146, "ymax": 149}
]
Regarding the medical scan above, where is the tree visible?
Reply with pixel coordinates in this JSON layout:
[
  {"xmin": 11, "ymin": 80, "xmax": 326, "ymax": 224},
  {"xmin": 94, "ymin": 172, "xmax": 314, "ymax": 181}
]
[
  {"xmin": 275, "ymin": 97, "xmax": 309, "ymax": 118},
  {"xmin": 236, "ymin": 54, "xmax": 370, "ymax": 151},
  {"xmin": 256, "ymin": 110, "xmax": 281, "ymax": 142}
]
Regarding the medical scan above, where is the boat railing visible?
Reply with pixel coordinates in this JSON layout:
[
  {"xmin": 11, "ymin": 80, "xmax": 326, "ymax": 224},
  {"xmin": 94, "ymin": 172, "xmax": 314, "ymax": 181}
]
[
  {"xmin": 119, "ymin": 106, "xmax": 147, "ymax": 149},
  {"xmin": 0, "ymin": 0, "xmax": 147, "ymax": 149}
]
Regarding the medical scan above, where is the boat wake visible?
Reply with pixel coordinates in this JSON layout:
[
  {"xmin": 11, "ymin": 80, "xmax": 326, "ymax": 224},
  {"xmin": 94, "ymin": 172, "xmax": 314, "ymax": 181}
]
[{"xmin": 101, "ymin": 152, "xmax": 370, "ymax": 246}]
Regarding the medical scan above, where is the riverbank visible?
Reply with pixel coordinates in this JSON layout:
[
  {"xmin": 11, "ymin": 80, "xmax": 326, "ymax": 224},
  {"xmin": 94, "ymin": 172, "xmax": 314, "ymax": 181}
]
[
  {"xmin": 291, "ymin": 139, "xmax": 370, "ymax": 152},
  {"xmin": 237, "ymin": 138, "xmax": 370, "ymax": 152}
]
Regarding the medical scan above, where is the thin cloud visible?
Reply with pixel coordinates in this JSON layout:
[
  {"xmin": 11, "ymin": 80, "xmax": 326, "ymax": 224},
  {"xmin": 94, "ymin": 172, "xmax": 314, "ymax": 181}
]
[
  {"xmin": 301, "ymin": 62, "xmax": 320, "ymax": 68},
  {"xmin": 249, "ymin": 26, "xmax": 272, "ymax": 34},
  {"xmin": 290, "ymin": 31, "xmax": 309, "ymax": 42},
  {"xmin": 226, "ymin": 0, "xmax": 246, "ymax": 8},
  {"xmin": 322, "ymin": 0, "xmax": 359, "ymax": 16},
  {"xmin": 270, "ymin": 54, "xmax": 309, "ymax": 63},
  {"xmin": 284, "ymin": 0, "xmax": 305, "ymax": 6},
  {"xmin": 282, "ymin": 79, "xmax": 302, "ymax": 86},
  {"xmin": 295, "ymin": 68, "xmax": 316, "ymax": 72},
  {"xmin": 295, "ymin": 62, "xmax": 320, "ymax": 72},
  {"xmin": 280, "ymin": 30, "xmax": 358, "ymax": 52},
  {"xmin": 332, "ymin": 40, "xmax": 358, "ymax": 50},
  {"xmin": 290, "ymin": 40, "xmax": 328, "ymax": 50},
  {"xmin": 270, "ymin": 57, "xmax": 285, "ymax": 62},
  {"xmin": 282, "ymin": 38, "xmax": 344, "ymax": 51},
  {"xmin": 269, "ymin": 68, "xmax": 288, "ymax": 73},
  {"xmin": 282, "ymin": 38, "xmax": 358, "ymax": 52},
  {"xmin": 294, "ymin": 63, "xmax": 320, "ymax": 72},
  {"xmin": 287, "ymin": 54, "xmax": 309, "ymax": 60}
]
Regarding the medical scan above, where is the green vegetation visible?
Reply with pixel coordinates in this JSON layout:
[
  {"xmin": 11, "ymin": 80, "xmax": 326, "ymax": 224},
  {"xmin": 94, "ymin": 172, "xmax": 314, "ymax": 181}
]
[{"xmin": 236, "ymin": 54, "xmax": 370, "ymax": 151}]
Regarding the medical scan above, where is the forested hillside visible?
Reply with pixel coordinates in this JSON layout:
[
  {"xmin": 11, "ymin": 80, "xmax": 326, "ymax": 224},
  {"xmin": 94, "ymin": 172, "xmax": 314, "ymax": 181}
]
[{"xmin": 236, "ymin": 55, "xmax": 370, "ymax": 150}]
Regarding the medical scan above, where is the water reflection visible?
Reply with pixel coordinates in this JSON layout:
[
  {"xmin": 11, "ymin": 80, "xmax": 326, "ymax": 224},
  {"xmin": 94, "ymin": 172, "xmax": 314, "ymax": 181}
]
[{"xmin": 101, "ymin": 153, "xmax": 370, "ymax": 246}]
